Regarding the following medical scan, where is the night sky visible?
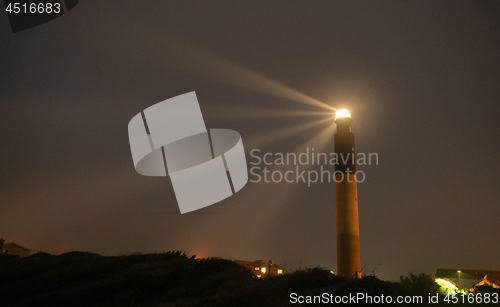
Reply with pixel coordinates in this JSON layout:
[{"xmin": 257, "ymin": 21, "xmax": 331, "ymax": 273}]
[{"xmin": 1, "ymin": 1, "xmax": 499, "ymax": 281}]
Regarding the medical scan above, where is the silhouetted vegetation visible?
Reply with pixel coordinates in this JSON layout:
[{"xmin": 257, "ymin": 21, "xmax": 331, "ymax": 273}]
[{"xmin": 0, "ymin": 252, "xmax": 497, "ymax": 306}]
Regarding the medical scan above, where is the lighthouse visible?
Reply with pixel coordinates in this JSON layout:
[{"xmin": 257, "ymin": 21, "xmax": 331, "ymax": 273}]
[{"xmin": 334, "ymin": 109, "xmax": 361, "ymax": 278}]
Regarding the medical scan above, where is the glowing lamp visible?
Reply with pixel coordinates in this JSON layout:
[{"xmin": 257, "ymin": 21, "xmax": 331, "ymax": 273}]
[{"xmin": 335, "ymin": 109, "xmax": 351, "ymax": 120}]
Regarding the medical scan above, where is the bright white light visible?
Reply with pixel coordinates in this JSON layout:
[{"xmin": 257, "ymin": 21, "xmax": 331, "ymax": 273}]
[{"xmin": 335, "ymin": 109, "xmax": 351, "ymax": 120}]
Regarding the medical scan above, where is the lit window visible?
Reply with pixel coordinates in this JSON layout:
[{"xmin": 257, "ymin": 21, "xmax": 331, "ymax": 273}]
[
  {"xmin": 278, "ymin": 269, "xmax": 283, "ymax": 274},
  {"xmin": 254, "ymin": 267, "xmax": 259, "ymax": 271},
  {"xmin": 261, "ymin": 267, "xmax": 266, "ymax": 274}
]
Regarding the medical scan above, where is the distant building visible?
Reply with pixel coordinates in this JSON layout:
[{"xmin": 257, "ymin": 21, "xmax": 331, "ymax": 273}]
[
  {"xmin": 1, "ymin": 238, "xmax": 31, "ymax": 258},
  {"xmin": 436, "ymin": 268, "xmax": 500, "ymax": 290},
  {"xmin": 475, "ymin": 275, "xmax": 500, "ymax": 289},
  {"xmin": 234, "ymin": 259, "xmax": 285, "ymax": 278}
]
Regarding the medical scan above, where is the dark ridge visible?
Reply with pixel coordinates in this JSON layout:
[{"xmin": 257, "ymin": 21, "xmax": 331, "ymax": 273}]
[{"xmin": 0, "ymin": 252, "xmax": 498, "ymax": 306}]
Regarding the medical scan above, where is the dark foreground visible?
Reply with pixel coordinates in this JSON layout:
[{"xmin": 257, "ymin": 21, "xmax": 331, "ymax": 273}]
[{"xmin": 0, "ymin": 251, "xmax": 497, "ymax": 306}]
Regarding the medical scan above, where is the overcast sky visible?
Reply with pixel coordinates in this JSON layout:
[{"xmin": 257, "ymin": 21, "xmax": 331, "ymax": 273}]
[{"xmin": 1, "ymin": 1, "xmax": 499, "ymax": 281}]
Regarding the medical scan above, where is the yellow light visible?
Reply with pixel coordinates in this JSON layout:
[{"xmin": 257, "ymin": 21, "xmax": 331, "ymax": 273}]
[
  {"xmin": 435, "ymin": 278, "xmax": 468, "ymax": 295},
  {"xmin": 261, "ymin": 267, "xmax": 266, "ymax": 274},
  {"xmin": 335, "ymin": 109, "xmax": 351, "ymax": 120},
  {"xmin": 278, "ymin": 269, "xmax": 283, "ymax": 274}
]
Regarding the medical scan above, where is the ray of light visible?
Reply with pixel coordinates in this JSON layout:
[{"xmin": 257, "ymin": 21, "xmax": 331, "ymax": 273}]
[
  {"xmin": 243, "ymin": 116, "xmax": 334, "ymax": 150},
  {"xmin": 158, "ymin": 35, "xmax": 334, "ymax": 111},
  {"xmin": 156, "ymin": 119, "xmax": 338, "ymax": 260},
  {"xmin": 251, "ymin": 122, "xmax": 336, "ymax": 225},
  {"xmin": 290, "ymin": 121, "xmax": 336, "ymax": 155},
  {"xmin": 204, "ymin": 105, "xmax": 334, "ymax": 121},
  {"xmin": 102, "ymin": 26, "xmax": 336, "ymax": 112}
]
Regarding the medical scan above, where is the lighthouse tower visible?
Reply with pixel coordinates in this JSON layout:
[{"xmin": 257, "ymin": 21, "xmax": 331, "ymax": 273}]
[{"xmin": 334, "ymin": 110, "xmax": 361, "ymax": 278}]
